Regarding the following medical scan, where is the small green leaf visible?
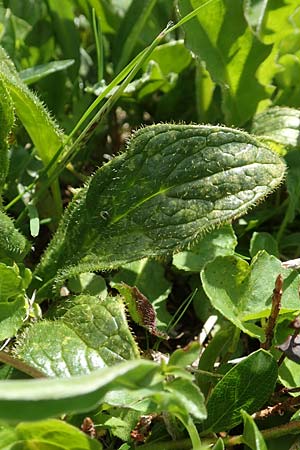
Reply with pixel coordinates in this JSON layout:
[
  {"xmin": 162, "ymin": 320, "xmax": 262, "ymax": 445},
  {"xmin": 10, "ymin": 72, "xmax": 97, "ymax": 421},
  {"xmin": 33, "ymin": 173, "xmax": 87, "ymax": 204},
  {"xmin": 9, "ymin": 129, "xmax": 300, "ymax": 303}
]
[
  {"xmin": 97, "ymin": 409, "xmax": 140, "ymax": 441},
  {"xmin": 169, "ymin": 342, "xmax": 201, "ymax": 368},
  {"xmin": 0, "ymin": 359, "xmax": 161, "ymax": 422},
  {"xmin": 111, "ymin": 258, "xmax": 172, "ymax": 329},
  {"xmin": 14, "ymin": 295, "xmax": 140, "ymax": 377},
  {"xmin": 142, "ymin": 40, "xmax": 192, "ymax": 77},
  {"xmin": 19, "ymin": 59, "xmax": 75, "ymax": 85},
  {"xmin": 34, "ymin": 124, "xmax": 285, "ymax": 298},
  {"xmin": 0, "ymin": 45, "xmax": 64, "ymax": 218},
  {"xmin": 201, "ymin": 251, "xmax": 300, "ymax": 340},
  {"xmin": 113, "ymin": 283, "xmax": 168, "ymax": 339},
  {"xmin": 0, "ymin": 419, "xmax": 102, "ymax": 450},
  {"xmin": 0, "ymin": 46, "xmax": 64, "ymax": 170},
  {"xmin": 27, "ymin": 204, "xmax": 40, "ymax": 238},
  {"xmin": 202, "ymin": 350, "xmax": 277, "ymax": 433},
  {"xmin": 252, "ymin": 107, "xmax": 300, "ymax": 151},
  {"xmin": 173, "ymin": 224, "xmax": 237, "ymax": 272},
  {"xmin": 241, "ymin": 409, "xmax": 267, "ymax": 450},
  {"xmin": 249, "ymin": 232, "xmax": 279, "ymax": 258},
  {"xmin": 0, "ymin": 263, "xmax": 28, "ymax": 340},
  {"xmin": 279, "ymin": 357, "xmax": 300, "ymax": 390},
  {"xmin": 212, "ymin": 438, "xmax": 225, "ymax": 450},
  {"xmin": 152, "ymin": 378, "xmax": 207, "ymax": 422}
]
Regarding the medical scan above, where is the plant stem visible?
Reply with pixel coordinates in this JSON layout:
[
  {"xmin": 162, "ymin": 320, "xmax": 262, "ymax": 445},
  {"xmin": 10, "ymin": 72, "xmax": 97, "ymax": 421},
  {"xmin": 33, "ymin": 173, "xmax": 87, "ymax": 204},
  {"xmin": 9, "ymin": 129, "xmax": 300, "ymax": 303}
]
[
  {"xmin": 224, "ymin": 420, "xmax": 300, "ymax": 446},
  {"xmin": 0, "ymin": 351, "xmax": 46, "ymax": 378}
]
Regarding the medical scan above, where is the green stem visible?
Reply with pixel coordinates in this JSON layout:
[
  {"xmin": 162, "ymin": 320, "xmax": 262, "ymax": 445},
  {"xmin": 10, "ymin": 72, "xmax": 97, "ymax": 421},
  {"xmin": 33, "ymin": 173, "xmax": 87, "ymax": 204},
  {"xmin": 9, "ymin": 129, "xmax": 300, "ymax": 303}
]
[
  {"xmin": 140, "ymin": 438, "xmax": 193, "ymax": 450},
  {"xmin": 224, "ymin": 420, "xmax": 300, "ymax": 446},
  {"xmin": 184, "ymin": 416, "xmax": 202, "ymax": 450}
]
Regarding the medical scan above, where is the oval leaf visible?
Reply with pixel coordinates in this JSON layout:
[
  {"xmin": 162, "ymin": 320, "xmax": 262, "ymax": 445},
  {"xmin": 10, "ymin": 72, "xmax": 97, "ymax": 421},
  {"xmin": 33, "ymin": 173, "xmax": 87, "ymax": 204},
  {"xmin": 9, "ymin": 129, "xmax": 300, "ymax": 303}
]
[
  {"xmin": 201, "ymin": 349, "xmax": 277, "ymax": 433},
  {"xmin": 14, "ymin": 295, "xmax": 140, "ymax": 377},
  {"xmin": 34, "ymin": 124, "xmax": 285, "ymax": 296}
]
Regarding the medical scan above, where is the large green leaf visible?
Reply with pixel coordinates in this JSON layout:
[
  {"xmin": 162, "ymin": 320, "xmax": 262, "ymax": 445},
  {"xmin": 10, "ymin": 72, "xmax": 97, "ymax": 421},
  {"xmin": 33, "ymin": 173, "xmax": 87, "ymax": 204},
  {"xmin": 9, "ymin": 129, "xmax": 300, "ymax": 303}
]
[
  {"xmin": 0, "ymin": 419, "xmax": 102, "ymax": 450},
  {"xmin": 201, "ymin": 251, "xmax": 300, "ymax": 340},
  {"xmin": 0, "ymin": 359, "xmax": 162, "ymax": 422},
  {"xmin": 33, "ymin": 124, "xmax": 285, "ymax": 298},
  {"xmin": 14, "ymin": 295, "xmax": 140, "ymax": 377},
  {"xmin": 178, "ymin": 0, "xmax": 271, "ymax": 125},
  {"xmin": 202, "ymin": 350, "xmax": 277, "ymax": 433}
]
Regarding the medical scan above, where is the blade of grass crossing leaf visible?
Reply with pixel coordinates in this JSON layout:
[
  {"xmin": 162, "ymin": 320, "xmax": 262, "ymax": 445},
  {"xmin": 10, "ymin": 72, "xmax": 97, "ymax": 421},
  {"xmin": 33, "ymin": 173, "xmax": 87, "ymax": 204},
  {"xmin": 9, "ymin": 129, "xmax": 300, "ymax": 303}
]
[
  {"xmin": 9, "ymin": 0, "xmax": 219, "ymax": 216},
  {"xmin": 30, "ymin": 21, "xmax": 176, "ymax": 208}
]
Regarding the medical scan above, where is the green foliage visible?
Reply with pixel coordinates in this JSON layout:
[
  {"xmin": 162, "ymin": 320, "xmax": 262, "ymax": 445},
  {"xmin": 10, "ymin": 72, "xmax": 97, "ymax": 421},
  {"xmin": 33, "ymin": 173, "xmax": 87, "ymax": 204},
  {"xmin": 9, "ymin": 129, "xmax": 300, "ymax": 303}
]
[
  {"xmin": 201, "ymin": 251, "xmax": 300, "ymax": 340},
  {"xmin": 241, "ymin": 410, "xmax": 267, "ymax": 450},
  {"xmin": 34, "ymin": 124, "xmax": 284, "ymax": 297},
  {"xmin": 0, "ymin": 360, "xmax": 162, "ymax": 422},
  {"xmin": 173, "ymin": 224, "xmax": 237, "ymax": 272},
  {"xmin": 202, "ymin": 350, "xmax": 277, "ymax": 433},
  {"xmin": 0, "ymin": 419, "xmax": 102, "ymax": 450},
  {"xmin": 0, "ymin": 1, "xmax": 299, "ymax": 448},
  {"xmin": 178, "ymin": 0, "xmax": 271, "ymax": 125},
  {"xmin": 14, "ymin": 295, "xmax": 140, "ymax": 376}
]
